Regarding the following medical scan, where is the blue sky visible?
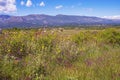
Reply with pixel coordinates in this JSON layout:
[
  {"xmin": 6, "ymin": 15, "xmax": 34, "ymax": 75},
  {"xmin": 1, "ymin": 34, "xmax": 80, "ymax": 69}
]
[{"xmin": 0, "ymin": 0, "xmax": 120, "ymax": 18}]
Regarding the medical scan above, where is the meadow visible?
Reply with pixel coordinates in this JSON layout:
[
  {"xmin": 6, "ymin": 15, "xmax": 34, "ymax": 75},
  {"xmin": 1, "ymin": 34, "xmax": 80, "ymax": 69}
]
[{"xmin": 0, "ymin": 27, "xmax": 120, "ymax": 80}]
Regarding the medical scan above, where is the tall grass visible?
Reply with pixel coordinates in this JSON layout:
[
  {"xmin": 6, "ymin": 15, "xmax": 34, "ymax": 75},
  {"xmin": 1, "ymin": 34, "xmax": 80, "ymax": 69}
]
[{"xmin": 0, "ymin": 28, "xmax": 120, "ymax": 80}]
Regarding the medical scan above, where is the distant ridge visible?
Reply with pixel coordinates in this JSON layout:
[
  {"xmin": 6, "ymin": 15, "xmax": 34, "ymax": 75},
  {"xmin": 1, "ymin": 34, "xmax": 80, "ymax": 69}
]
[{"xmin": 0, "ymin": 14, "xmax": 120, "ymax": 28}]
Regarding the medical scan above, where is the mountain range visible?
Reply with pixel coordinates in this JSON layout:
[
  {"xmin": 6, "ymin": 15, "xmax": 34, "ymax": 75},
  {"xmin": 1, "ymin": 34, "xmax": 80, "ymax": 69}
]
[{"xmin": 0, "ymin": 14, "xmax": 120, "ymax": 28}]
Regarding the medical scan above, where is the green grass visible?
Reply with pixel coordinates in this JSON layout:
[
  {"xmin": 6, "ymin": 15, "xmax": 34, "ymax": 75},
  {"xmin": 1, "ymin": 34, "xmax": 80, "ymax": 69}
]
[{"xmin": 0, "ymin": 27, "xmax": 120, "ymax": 80}]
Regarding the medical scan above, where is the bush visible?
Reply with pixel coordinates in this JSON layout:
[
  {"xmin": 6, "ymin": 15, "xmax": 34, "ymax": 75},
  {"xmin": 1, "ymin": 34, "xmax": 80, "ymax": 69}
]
[
  {"xmin": 72, "ymin": 31, "xmax": 97, "ymax": 45},
  {"xmin": 101, "ymin": 28, "xmax": 120, "ymax": 45}
]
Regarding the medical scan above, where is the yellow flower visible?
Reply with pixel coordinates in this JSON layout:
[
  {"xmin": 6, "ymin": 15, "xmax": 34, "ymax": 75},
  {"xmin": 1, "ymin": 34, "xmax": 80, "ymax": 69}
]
[
  {"xmin": 8, "ymin": 49, "xmax": 11, "ymax": 52},
  {"xmin": 56, "ymin": 47, "xmax": 61, "ymax": 53},
  {"xmin": 42, "ymin": 45, "xmax": 44, "ymax": 50},
  {"xmin": 31, "ymin": 37, "xmax": 34, "ymax": 41},
  {"xmin": 20, "ymin": 48, "xmax": 23, "ymax": 52}
]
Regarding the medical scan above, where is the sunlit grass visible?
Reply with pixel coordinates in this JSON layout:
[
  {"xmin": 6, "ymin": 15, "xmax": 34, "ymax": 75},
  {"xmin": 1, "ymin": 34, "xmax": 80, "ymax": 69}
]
[{"xmin": 0, "ymin": 28, "xmax": 120, "ymax": 80}]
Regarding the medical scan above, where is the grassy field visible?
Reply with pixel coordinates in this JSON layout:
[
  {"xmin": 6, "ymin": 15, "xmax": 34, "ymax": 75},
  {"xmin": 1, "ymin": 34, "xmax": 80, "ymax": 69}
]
[{"xmin": 0, "ymin": 27, "xmax": 120, "ymax": 80}]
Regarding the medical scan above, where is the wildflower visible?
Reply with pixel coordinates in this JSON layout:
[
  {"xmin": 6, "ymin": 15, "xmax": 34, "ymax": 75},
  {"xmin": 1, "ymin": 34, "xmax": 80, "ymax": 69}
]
[
  {"xmin": 20, "ymin": 48, "xmax": 23, "ymax": 52},
  {"xmin": 56, "ymin": 47, "xmax": 61, "ymax": 53},
  {"xmin": 8, "ymin": 49, "xmax": 11, "ymax": 52},
  {"xmin": 42, "ymin": 45, "xmax": 45, "ymax": 50}
]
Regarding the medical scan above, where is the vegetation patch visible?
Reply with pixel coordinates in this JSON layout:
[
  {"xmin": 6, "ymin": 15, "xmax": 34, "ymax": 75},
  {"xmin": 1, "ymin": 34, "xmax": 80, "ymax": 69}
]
[{"xmin": 0, "ymin": 27, "xmax": 120, "ymax": 80}]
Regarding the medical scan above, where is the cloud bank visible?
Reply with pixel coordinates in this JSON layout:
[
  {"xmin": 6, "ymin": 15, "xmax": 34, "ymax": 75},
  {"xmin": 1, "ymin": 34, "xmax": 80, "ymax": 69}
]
[
  {"xmin": 103, "ymin": 15, "xmax": 120, "ymax": 19},
  {"xmin": 0, "ymin": 0, "xmax": 17, "ymax": 13}
]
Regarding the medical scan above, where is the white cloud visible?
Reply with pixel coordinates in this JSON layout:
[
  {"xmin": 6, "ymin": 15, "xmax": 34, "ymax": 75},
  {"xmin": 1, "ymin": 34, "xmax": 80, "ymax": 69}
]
[
  {"xmin": 55, "ymin": 5, "xmax": 63, "ymax": 9},
  {"xmin": 39, "ymin": 1, "xmax": 45, "ymax": 7},
  {"xmin": 26, "ymin": 0, "xmax": 32, "ymax": 7},
  {"xmin": 83, "ymin": 8, "xmax": 93, "ymax": 12},
  {"xmin": 20, "ymin": 1, "xmax": 24, "ymax": 6},
  {"xmin": 0, "ymin": 0, "xmax": 17, "ymax": 13},
  {"xmin": 102, "ymin": 15, "xmax": 120, "ymax": 19}
]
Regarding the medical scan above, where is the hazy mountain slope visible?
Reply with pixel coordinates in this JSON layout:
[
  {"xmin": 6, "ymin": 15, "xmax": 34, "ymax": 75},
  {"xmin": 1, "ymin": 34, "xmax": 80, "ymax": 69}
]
[{"xmin": 0, "ymin": 14, "xmax": 120, "ymax": 28}]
